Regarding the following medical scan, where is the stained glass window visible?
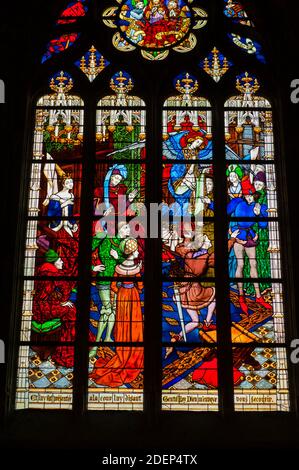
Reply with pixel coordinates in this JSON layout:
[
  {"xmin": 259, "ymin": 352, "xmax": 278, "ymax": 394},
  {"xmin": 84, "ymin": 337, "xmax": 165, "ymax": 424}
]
[
  {"xmin": 228, "ymin": 33, "xmax": 266, "ymax": 64},
  {"xmin": 57, "ymin": 0, "xmax": 89, "ymax": 24},
  {"xmin": 223, "ymin": 0, "xmax": 254, "ymax": 27},
  {"xmin": 42, "ymin": 1, "xmax": 89, "ymax": 62},
  {"xmin": 74, "ymin": 46, "xmax": 110, "ymax": 82},
  {"xmin": 12, "ymin": 0, "xmax": 293, "ymax": 416},
  {"xmin": 42, "ymin": 33, "xmax": 80, "ymax": 63},
  {"xmin": 200, "ymin": 47, "xmax": 233, "ymax": 82}
]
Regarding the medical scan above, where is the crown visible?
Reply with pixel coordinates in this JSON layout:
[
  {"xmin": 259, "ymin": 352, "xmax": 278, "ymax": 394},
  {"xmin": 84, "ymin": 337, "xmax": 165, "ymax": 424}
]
[{"xmin": 62, "ymin": 170, "xmax": 73, "ymax": 180}]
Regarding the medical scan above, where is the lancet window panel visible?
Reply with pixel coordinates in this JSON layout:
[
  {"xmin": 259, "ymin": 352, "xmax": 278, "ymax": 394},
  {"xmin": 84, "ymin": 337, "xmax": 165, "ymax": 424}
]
[
  {"xmin": 224, "ymin": 72, "xmax": 290, "ymax": 412},
  {"xmin": 87, "ymin": 70, "xmax": 146, "ymax": 411},
  {"xmin": 15, "ymin": 72, "xmax": 84, "ymax": 410},
  {"xmin": 161, "ymin": 72, "xmax": 218, "ymax": 412}
]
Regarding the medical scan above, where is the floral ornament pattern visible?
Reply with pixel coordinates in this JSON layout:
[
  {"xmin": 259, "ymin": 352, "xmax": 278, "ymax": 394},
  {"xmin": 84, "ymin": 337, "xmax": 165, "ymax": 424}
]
[
  {"xmin": 200, "ymin": 47, "xmax": 233, "ymax": 82},
  {"xmin": 75, "ymin": 46, "xmax": 110, "ymax": 82}
]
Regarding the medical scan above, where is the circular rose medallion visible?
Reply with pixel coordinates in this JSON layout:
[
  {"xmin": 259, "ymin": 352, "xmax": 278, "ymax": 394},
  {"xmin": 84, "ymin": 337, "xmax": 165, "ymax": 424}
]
[{"xmin": 118, "ymin": 0, "xmax": 192, "ymax": 50}]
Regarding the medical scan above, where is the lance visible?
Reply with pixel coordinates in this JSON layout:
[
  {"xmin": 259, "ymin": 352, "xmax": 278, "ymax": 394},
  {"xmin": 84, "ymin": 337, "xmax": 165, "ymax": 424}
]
[
  {"xmin": 106, "ymin": 140, "xmax": 146, "ymax": 157},
  {"xmin": 173, "ymin": 283, "xmax": 187, "ymax": 342}
]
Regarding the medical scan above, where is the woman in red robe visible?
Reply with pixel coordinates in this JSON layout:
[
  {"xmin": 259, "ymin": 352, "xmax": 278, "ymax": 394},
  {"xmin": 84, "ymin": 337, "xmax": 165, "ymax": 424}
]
[
  {"xmin": 89, "ymin": 238, "xmax": 144, "ymax": 387},
  {"xmin": 32, "ymin": 249, "xmax": 76, "ymax": 367}
]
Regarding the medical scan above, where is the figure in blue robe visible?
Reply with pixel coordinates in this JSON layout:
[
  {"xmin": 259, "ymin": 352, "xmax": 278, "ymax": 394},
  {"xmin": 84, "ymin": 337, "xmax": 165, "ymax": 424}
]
[
  {"xmin": 227, "ymin": 197, "xmax": 268, "ymax": 243},
  {"xmin": 226, "ymin": 185, "xmax": 272, "ymax": 316},
  {"xmin": 47, "ymin": 178, "xmax": 77, "ymax": 237}
]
